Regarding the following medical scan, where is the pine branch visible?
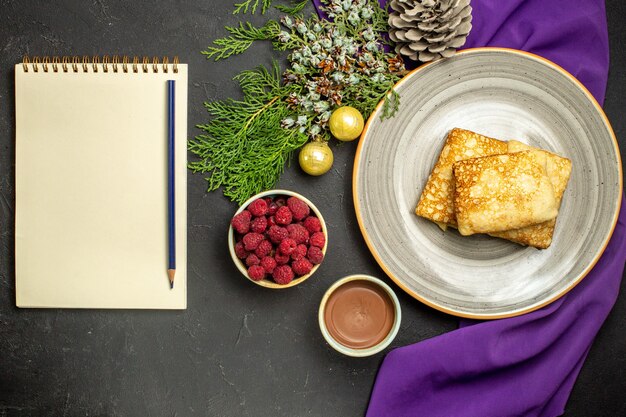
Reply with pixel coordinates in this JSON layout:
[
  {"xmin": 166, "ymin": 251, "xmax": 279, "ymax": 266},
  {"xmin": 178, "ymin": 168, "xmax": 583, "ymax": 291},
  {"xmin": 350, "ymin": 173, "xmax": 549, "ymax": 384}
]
[
  {"xmin": 233, "ymin": 0, "xmax": 273, "ymax": 14},
  {"xmin": 188, "ymin": 65, "xmax": 307, "ymax": 204},
  {"xmin": 342, "ymin": 74, "xmax": 402, "ymax": 121},
  {"xmin": 193, "ymin": 0, "xmax": 406, "ymax": 203},
  {"xmin": 234, "ymin": 61, "xmax": 282, "ymax": 99},
  {"xmin": 202, "ymin": 21, "xmax": 281, "ymax": 61},
  {"xmin": 381, "ymin": 88, "xmax": 400, "ymax": 119},
  {"xmin": 275, "ymin": 0, "xmax": 308, "ymax": 15}
]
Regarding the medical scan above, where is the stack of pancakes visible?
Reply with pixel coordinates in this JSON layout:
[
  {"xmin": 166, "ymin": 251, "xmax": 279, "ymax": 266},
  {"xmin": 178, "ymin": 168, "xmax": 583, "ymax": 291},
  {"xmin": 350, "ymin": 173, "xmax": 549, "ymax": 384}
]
[{"xmin": 415, "ymin": 128, "xmax": 572, "ymax": 249}]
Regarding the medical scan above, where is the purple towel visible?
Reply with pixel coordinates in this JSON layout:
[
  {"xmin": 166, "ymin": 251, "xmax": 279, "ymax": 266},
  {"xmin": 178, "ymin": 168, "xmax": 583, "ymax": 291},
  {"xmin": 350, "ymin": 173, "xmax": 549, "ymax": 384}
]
[{"xmin": 311, "ymin": 1, "xmax": 625, "ymax": 416}]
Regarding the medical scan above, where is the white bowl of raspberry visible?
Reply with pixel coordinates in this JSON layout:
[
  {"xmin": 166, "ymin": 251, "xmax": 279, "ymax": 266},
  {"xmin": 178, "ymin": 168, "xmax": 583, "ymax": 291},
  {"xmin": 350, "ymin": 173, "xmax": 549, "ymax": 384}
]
[{"xmin": 228, "ymin": 189, "xmax": 328, "ymax": 288}]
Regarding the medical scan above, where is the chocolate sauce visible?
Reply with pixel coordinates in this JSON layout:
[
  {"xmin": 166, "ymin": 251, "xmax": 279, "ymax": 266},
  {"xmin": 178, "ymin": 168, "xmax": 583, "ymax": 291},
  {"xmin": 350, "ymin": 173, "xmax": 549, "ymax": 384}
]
[{"xmin": 324, "ymin": 280, "xmax": 395, "ymax": 349}]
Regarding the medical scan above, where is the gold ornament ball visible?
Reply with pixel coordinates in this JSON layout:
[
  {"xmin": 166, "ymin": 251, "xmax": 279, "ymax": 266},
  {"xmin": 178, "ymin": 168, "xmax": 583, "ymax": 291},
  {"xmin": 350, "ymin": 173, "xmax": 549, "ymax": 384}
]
[
  {"xmin": 299, "ymin": 141, "xmax": 334, "ymax": 176},
  {"xmin": 329, "ymin": 106, "xmax": 365, "ymax": 141}
]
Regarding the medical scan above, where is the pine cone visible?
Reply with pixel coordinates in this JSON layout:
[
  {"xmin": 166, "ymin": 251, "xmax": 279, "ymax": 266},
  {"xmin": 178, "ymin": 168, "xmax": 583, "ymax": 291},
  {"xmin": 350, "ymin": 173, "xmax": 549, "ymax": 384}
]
[{"xmin": 388, "ymin": 0, "xmax": 473, "ymax": 62}]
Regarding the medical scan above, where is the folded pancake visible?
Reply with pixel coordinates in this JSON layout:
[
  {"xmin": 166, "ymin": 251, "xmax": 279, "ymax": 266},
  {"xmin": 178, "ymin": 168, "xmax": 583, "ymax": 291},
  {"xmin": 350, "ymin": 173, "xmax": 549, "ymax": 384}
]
[
  {"xmin": 415, "ymin": 128, "xmax": 507, "ymax": 230},
  {"xmin": 489, "ymin": 141, "xmax": 572, "ymax": 248},
  {"xmin": 453, "ymin": 150, "xmax": 559, "ymax": 236}
]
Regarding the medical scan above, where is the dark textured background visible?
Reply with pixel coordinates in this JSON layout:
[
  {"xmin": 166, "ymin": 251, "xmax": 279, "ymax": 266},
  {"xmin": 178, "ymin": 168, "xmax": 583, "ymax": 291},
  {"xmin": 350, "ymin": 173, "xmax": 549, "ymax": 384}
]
[{"xmin": 0, "ymin": 1, "xmax": 624, "ymax": 416}]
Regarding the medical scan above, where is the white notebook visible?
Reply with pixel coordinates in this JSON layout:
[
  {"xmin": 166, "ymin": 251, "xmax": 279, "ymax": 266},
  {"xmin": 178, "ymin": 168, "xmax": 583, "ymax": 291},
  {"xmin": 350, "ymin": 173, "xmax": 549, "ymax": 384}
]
[{"xmin": 15, "ymin": 56, "xmax": 187, "ymax": 309}]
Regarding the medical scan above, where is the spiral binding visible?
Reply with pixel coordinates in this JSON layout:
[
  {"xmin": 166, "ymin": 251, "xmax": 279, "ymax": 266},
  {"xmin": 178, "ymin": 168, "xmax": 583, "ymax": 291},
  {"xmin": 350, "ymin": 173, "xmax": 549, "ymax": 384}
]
[{"xmin": 22, "ymin": 55, "xmax": 179, "ymax": 74}]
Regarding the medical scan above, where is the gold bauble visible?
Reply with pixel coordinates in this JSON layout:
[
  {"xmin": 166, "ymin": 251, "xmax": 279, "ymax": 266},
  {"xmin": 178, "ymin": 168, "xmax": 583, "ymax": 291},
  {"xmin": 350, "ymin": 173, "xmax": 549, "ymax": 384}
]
[
  {"xmin": 299, "ymin": 141, "xmax": 334, "ymax": 176},
  {"xmin": 329, "ymin": 106, "xmax": 365, "ymax": 141}
]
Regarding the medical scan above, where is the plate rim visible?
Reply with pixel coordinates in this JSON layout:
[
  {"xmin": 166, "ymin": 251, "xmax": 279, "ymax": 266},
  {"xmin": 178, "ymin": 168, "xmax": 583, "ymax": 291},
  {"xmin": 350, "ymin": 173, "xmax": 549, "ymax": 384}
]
[{"xmin": 352, "ymin": 47, "xmax": 623, "ymax": 319}]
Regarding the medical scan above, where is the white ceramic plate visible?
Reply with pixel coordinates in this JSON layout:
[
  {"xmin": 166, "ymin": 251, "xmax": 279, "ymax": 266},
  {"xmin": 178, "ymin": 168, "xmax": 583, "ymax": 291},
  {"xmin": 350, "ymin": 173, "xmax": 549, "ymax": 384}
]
[{"xmin": 353, "ymin": 48, "xmax": 622, "ymax": 319}]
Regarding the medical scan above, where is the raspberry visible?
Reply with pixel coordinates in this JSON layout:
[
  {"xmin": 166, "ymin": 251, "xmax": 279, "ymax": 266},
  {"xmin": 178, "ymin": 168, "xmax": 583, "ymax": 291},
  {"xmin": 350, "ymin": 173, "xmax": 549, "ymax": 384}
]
[
  {"xmin": 255, "ymin": 239, "xmax": 272, "ymax": 258},
  {"xmin": 287, "ymin": 197, "xmax": 310, "ymax": 221},
  {"xmin": 243, "ymin": 232, "xmax": 264, "ymax": 251},
  {"xmin": 275, "ymin": 206, "xmax": 292, "ymax": 225},
  {"xmin": 245, "ymin": 253, "xmax": 260, "ymax": 267},
  {"xmin": 268, "ymin": 225, "xmax": 288, "ymax": 244},
  {"xmin": 260, "ymin": 256, "xmax": 277, "ymax": 274},
  {"xmin": 310, "ymin": 231, "xmax": 326, "ymax": 248},
  {"xmin": 234, "ymin": 241, "xmax": 248, "ymax": 259},
  {"xmin": 250, "ymin": 216, "xmax": 268, "ymax": 233},
  {"xmin": 248, "ymin": 198, "xmax": 268, "ymax": 217},
  {"xmin": 247, "ymin": 265, "xmax": 266, "ymax": 281},
  {"xmin": 231, "ymin": 210, "xmax": 251, "ymax": 234},
  {"xmin": 303, "ymin": 216, "xmax": 322, "ymax": 233},
  {"xmin": 279, "ymin": 238, "xmax": 297, "ymax": 255},
  {"xmin": 287, "ymin": 223, "xmax": 309, "ymax": 244},
  {"xmin": 292, "ymin": 258, "xmax": 313, "ymax": 276},
  {"xmin": 273, "ymin": 265, "xmax": 294, "ymax": 285},
  {"xmin": 307, "ymin": 246, "xmax": 324, "ymax": 264},
  {"xmin": 275, "ymin": 197, "xmax": 287, "ymax": 207},
  {"xmin": 267, "ymin": 216, "xmax": 277, "ymax": 227},
  {"xmin": 274, "ymin": 252, "xmax": 290, "ymax": 265},
  {"xmin": 291, "ymin": 244, "xmax": 308, "ymax": 261},
  {"xmin": 268, "ymin": 202, "xmax": 279, "ymax": 215}
]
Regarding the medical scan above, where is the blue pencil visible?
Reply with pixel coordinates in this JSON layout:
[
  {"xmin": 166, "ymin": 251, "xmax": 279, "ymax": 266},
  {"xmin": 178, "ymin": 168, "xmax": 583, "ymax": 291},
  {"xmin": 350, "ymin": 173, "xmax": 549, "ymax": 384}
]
[{"xmin": 167, "ymin": 80, "xmax": 176, "ymax": 289}]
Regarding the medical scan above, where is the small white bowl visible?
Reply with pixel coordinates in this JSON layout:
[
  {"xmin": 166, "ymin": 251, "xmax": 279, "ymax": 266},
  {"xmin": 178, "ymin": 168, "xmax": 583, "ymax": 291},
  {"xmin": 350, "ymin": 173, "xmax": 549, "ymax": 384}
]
[
  {"xmin": 319, "ymin": 274, "xmax": 401, "ymax": 357},
  {"xmin": 228, "ymin": 189, "xmax": 328, "ymax": 289}
]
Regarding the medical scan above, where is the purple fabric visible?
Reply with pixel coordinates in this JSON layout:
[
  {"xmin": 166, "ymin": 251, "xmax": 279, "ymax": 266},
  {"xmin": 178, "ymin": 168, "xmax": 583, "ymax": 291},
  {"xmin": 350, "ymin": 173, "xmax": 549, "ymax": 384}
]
[
  {"xmin": 311, "ymin": 1, "xmax": 625, "ymax": 416},
  {"xmin": 462, "ymin": 0, "xmax": 609, "ymax": 104}
]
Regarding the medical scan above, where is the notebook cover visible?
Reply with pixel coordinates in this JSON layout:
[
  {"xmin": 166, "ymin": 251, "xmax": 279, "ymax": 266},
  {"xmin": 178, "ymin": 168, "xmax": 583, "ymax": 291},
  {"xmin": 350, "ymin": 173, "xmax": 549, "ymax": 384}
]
[{"xmin": 15, "ymin": 62, "xmax": 187, "ymax": 309}]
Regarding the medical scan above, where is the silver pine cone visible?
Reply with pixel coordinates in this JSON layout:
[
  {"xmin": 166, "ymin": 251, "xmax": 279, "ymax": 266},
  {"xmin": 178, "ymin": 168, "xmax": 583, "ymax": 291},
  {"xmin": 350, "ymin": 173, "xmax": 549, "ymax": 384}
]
[{"xmin": 388, "ymin": 0, "xmax": 473, "ymax": 62}]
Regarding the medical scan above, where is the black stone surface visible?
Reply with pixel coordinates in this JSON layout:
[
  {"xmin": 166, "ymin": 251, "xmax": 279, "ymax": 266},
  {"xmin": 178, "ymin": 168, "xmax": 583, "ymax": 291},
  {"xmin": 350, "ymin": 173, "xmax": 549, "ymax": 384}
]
[{"xmin": 0, "ymin": 1, "xmax": 624, "ymax": 416}]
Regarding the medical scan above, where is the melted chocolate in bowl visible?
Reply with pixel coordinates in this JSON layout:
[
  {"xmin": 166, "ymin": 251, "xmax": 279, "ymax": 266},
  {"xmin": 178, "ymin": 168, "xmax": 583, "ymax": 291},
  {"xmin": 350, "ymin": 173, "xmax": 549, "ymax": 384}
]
[{"xmin": 324, "ymin": 280, "xmax": 395, "ymax": 349}]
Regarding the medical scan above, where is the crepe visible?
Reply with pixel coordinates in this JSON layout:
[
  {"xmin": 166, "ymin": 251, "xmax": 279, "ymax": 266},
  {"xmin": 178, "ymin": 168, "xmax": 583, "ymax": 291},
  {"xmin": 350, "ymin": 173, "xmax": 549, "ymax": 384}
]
[
  {"xmin": 415, "ymin": 128, "xmax": 508, "ymax": 230},
  {"xmin": 453, "ymin": 150, "xmax": 559, "ymax": 236},
  {"xmin": 489, "ymin": 141, "xmax": 572, "ymax": 248}
]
